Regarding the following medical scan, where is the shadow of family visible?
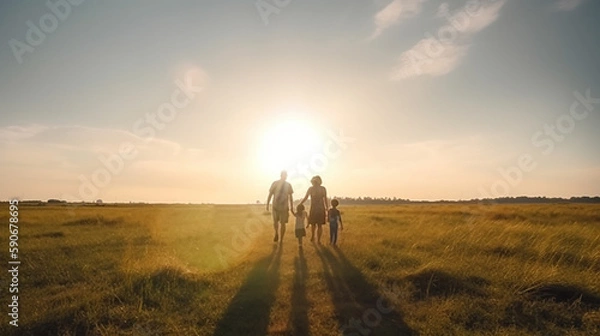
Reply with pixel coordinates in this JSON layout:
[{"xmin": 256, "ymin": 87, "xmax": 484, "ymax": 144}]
[{"xmin": 213, "ymin": 245, "xmax": 416, "ymax": 336}]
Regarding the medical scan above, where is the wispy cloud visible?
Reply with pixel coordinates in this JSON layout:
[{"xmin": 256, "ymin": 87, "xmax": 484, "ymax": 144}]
[
  {"xmin": 371, "ymin": 0, "xmax": 427, "ymax": 39},
  {"xmin": 551, "ymin": 0, "xmax": 586, "ymax": 11},
  {"xmin": 390, "ymin": 0, "xmax": 507, "ymax": 80},
  {"xmin": 0, "ymin": 124, "xmax": 48, "ymax": 142},
  {"xmin": 0, "ymin": 125, "xmax": 182, "ymax": 157},
  {"xmin": 460, "ymin": 0, "xmax": 507, "ymax": 34},
  {"xmin": 390, "ymin": 39, "xmax": 469, "ymax": 79},
  {"xmin": 436, "ymin": 3, "xmax": 450, "ymax": 18},
  {"xmin": 0, "ymin": 124, "xmax": 221, "ymax": 201}
]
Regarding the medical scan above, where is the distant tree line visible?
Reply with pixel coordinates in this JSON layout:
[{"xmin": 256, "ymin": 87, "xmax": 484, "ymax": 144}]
[
  {"xmin": 306, "ymin": 196, "xmax": 600, "ymax": 205},
  {"xmin": 324, "ymin": 197, "xmax": 412, "ymax": 205},
  {"xmin": 477, "ymin": 196, "xmax": 600, "ymax": 204}
]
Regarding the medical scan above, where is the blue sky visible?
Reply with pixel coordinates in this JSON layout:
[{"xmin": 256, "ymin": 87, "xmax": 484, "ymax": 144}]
[{"xmin": 1, "ymin": 0, "xmax": 599, "ymax": 203}]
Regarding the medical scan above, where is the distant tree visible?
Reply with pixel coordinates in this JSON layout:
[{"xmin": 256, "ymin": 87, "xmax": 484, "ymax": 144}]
[{"xmin": 294, "ymin": 195, "xmax": 600, "ymax": 205}]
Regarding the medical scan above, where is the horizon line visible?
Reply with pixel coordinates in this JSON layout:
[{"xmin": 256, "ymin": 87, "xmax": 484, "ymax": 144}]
[{"xmin": 3, "ymin": 195, "xmax": 600, "ymax": 205}]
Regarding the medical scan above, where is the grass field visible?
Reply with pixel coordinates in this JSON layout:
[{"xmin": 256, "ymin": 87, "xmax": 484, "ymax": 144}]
[{"xmin": 1, "ymin": 203, "xmax": 600, "ymax": 335}]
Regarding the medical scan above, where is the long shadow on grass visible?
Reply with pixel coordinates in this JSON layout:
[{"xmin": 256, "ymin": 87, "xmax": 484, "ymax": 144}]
[
  {"xmin": 289, "ymin": 246, "xmax": 310, "ymax": 336},
  {"xmin": 316, "ymin": 245, "xmax": 417, "ymax": 336},
  {"xmin": 213, "ymin": 244, "xmax": 282, "ymax": 336}
]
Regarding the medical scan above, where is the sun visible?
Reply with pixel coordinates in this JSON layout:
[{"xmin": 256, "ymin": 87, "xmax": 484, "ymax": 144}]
[{"xmin": 257, "ymin": 118, "xmax": 321, "ymax": 177}]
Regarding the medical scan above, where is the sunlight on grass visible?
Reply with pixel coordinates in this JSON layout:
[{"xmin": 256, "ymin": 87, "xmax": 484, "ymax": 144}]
[{"xmin": 1, "ymin": 203, "xmax": 599, "ymax": 335}]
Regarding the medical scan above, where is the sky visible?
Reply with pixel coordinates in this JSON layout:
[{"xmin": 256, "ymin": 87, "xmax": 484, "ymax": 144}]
[{"xmin": 0, "ymin": 0, "xmax": 599, "ymax": 203}]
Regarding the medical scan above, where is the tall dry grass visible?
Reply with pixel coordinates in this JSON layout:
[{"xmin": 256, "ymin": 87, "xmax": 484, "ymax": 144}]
[{"xmin": 0, "ymin": 203, "xmax": 598, "ymax": 335}]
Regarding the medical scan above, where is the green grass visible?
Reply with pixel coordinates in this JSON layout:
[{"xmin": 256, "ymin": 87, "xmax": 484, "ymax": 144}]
[{"xmin": 1, "ymin": 203, "xmax": 599, "ymax": 335}]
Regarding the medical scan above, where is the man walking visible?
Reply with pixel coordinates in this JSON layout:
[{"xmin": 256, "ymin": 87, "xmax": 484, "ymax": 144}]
[{"xmin": 266, "ymin": 170, "xmax": 294, "ymax": 243}]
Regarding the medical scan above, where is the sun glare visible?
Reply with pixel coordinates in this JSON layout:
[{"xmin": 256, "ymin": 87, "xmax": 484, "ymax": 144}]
[{"xmin": 257, "ymin": 118, "xmax": 321, "ymax": 176}]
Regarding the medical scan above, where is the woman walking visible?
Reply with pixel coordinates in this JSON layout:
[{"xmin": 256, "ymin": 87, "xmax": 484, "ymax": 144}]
[{"xmin": 299, "ymin": 175, "xmax": 328, "ymax": 244}]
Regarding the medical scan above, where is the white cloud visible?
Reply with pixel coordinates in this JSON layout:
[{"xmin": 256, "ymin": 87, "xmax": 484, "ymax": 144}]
[
  {"xmin": 552, "ymin": 0, "xmax": 586, "ymax": 11},
  {"xmin": 461, "ymin": 0, "xmax": 507, "ymax": 34},
  {"xmin": 390, "ymin": 39, "xmax": 469, "ymax": 80},
  {"xmin": 390, "ymin": 0, "xmax": 507, "ymax": 80},
  {"xmin": 371, "ymin": 0, "xmax": 427, "ymax": 39}
]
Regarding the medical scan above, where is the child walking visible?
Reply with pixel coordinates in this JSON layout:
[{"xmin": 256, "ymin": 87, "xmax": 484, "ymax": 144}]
[
  {"xmin": 328, "ymin": 199, "xmax": 343, "ymax": 246},
  {"xmin": 292, "ymin": 204, "xmax": 308, "ymax": 246}
]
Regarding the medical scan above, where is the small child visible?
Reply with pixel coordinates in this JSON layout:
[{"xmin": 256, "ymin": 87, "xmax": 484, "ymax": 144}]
[
  {"xmin": 328, "ymin": 199, "xmax": 343, "ymax": 246},
  {"xmin": 292, "ymin": 204, "xmax": 308, "ymax": 246}
]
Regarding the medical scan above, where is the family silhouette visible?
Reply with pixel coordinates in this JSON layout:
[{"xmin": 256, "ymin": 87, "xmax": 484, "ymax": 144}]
[{"xmin": 266, "ymin": 171, "xmax": 343, "ymax": 246}]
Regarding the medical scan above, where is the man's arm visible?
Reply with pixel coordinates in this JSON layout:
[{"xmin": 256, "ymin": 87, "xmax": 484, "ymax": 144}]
[
  {"xmin": 339, "ymin": 212, "xmax": 343, "ymax": 230},
  {"xmin": 266, "ymin": 192, "xmax": 273, "ymax": 211},
  {"xmin": 323, "ymin": 187, "xmax": 329, "ymax": 220},
  {"xmin": 288, "ymin": 183, "xmax": 295, "ymax": 212}
]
